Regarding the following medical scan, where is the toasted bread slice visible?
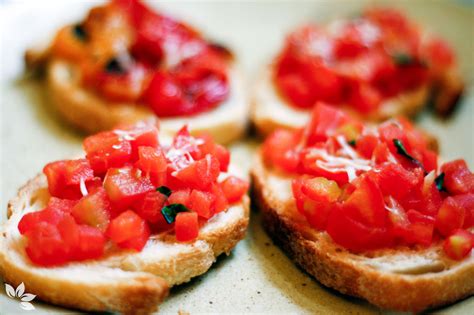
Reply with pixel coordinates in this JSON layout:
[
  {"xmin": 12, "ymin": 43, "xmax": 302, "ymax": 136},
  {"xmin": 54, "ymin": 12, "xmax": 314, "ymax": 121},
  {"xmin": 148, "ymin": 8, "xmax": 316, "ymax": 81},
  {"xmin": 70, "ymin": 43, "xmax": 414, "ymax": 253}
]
[
  {"xmin": 42, "ymin": 58, "xmax": 249, "ymax": 143},
  {"xmin": 251, "ymin": 151, "xmax": 474, "ymax": 312},
  {"xmin": 251, "ymin": 66, "xmax": 433, "ymax": 137},
  {"xmin": 0, "ymin": 172, "xmax": 249, "ymax": 314}
]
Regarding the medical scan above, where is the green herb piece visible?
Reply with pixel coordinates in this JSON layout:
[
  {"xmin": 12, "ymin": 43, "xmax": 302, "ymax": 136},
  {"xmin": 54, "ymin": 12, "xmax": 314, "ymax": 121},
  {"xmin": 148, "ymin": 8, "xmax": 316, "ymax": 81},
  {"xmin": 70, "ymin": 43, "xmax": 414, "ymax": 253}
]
[
  {"xmin": 435, "ymin": 172, "xmax": 447, "ymax": 192},
  {"xmin": 393, "ymin": 139, "xmax": 426, "ymax": 173},
  {"xmin": 348, "ymin": 139, "xmax": 356, "ymax": 147},
  {"xmin": 392, "ymin": 53, "xmax": 414, "ymax": 66},
  {"xmin": 157, "ymin": 186, "xmax": 172, "ymax": 197},
  {"xmin": 161, "ymin": 204, "xmax": 188, "ymax": 224},
  {"xmin": 72, "ymin": 24, "xmax": 87, "ymax": 41}
]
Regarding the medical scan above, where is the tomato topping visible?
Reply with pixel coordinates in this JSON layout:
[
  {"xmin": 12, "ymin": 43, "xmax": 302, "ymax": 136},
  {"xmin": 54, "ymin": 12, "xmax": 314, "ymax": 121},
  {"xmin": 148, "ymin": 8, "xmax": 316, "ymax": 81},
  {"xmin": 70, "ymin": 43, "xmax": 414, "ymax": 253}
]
[
  {"xmin": 43, "ymin": 159, "xmax": 95, "ymax": 199},
  {"xmin": 83, "ymin": 131, "xmax": 132, "ymax": 174},
  {"xmin": 104, "ymin": 166, "xmax": 155, "ymax": 208},
  {"xmin": 263, "ymin": 105, "xmax": 472, "ymax": 258},
  {"xmin": 220, "ymin": 176, "xmax": 249, "ymax": 204},
  {"xmin": 435, "ymin": 197, "xmax": 465, "ymax": 237},
  {"xmin": 107, "ymin": 210, "xmax": 150, "ymax": 251},
  {"xmin": 273, "ymin": 8, "xmax": 451, "ymax": 115},
  {"xmin": 189, "ymin": 190, "xmax": 215, "ymax": 219},
  {"xmin": 443, "ymin": 230, "xmax": 473, "ymax": 260},
  {"xmin": 175, "ymin": 212, "xmax": 199, "ymax": 242},
  {"xmin": 18, "ymin": 123, "xmax": 248, "ymax": 266},
  {"xmin": 441, "ymin": 160, "xmax": 474, "ymax": 195},
  {"xmin": 71, "ymin": 188, "xmax": 111, "ymax": 232}
]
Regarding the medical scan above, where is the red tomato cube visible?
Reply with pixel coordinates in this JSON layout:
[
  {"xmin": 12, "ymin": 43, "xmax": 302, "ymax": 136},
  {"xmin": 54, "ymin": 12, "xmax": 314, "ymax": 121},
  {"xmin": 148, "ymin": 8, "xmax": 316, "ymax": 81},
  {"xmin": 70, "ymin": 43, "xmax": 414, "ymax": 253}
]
[
  {"xmin": 106, "ymin": 210, "xmax": 150, "ymax": 251},
  {"xmin": 175, "ymin": 212, "xmax": 199, "ymax": 242},
  {"xmin": 376, "ymin": 163, "xmax": 423, "ymax": 200},
  {"xmin": 436, "ymin": 197, "xmax": 465, "ymax": 237},
  {"xmin": 174, "ymin": 155, "xmax": 220, "ymax": 190},
  {"xmin": 189, "ymin": 190, "xmax": 215, "ymax": 219},
  {"xmin": 211, "ymin": 183, "xmax": 228, "ymax": 213},
  {"xmin": 103, "ymin": 166, "xmax": 155, "ymax": 208},
  {"xmin": 24, "ymin": 222, "xmax": 70, "ymax": 266},
  {"xmin": 441, "ymin": 159, "xmax": 474, "ymax": 195},
  {"xmin": 71, "ymin": 188, "xmax": 111, "ymax": 232},
  {"xmin": 262, "ymin": 129, "xmax": 300, "ymax": 173},
  {"xmin": 113, "ymin": 122, "xmax": 160, "ymax": 159},
  {"xmin": 443, "ymin": 229, "xmax": 473, "ymax": 260},
  {"xmin": 306, "ymin": 102, "xmax": 351, "ymax": 145},
  {"xmin": 133, "ymin": 191, "xmax": 167, "ymax": 223},
  {"xmin": 356, "ymin": 134, "xmax": 379, "ymax": 159},
  {"xmin": 83, "ymin": 131, "xmax": 132, "ymax": 174},
  {"xmin": 343, "ymin": 176, "xmax": 387, "ymax": 227},
  {"xmin": 47, "ymin": 197, "xmax": 78, "ymax": 213},
  {"xmin": 168, "ymin": 189, "xmax": 190, "ymax": 207},
  {"xmin": 136, "ymin": 146, "xmax": 167, "ymax": 174},
  {"xmin": 18, "ymin": 208, "xmax": 68, "ymax": 235},
  {"xmin": 73, "ymin": 225, "xmax": 106, "ymax": 261},
  {"xmin": 220, "ymin": 176, "xmax": 249, "ymax": 204},
  {"xmin": 43, "ymin": 159, "xmax": 95, "ymax": 199},
  {"xmin": 404, "ymin": 210, "xmax": 435, "ymax": 246}
]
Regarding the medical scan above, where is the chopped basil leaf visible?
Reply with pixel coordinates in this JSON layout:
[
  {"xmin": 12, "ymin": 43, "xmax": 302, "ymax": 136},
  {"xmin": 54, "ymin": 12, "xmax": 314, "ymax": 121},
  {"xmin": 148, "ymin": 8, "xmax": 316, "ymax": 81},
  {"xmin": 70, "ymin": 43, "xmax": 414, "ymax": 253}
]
[
  {"xmin": 435, "ymin": 172, "xmax": 447, "ymax": 192},
  {"xmin": 105, "ymin": 58, "xmax": 126, "ymax": 74},
  {"xmin": 161, "ymin": 204, "xmax": 188, "ymax": 224},
  {"xmin": 393, "ymin": 139, "xmax": 426, "ymax": 173},
  {"xmin": 348, "ymin": 139, "xmax": 356, "ymax": 147},
  {"xmin": 392, "ymin": 53, "xmax": 414, "ymax": 66},
  {"xmin": 157, "ymin": 186, "xmax": 172, "ymax": 197},
  {"xmin": 72, "ymin": 24, "xmax": 87, "ymax": 41}
]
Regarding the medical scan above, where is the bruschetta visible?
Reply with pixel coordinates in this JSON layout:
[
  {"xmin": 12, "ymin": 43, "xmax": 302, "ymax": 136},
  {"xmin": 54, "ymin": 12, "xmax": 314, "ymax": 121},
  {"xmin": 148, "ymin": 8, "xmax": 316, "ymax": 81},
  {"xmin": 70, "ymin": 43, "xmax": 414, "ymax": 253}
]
[
  {"xmin": 251, "ymin": 102, "xmax": 473, "ymax": 311},
  {"xmin": 0, "ymin": 122, "xmax": 250, "ymax": 314},
  {"xmin": 252, "ymin": 7, "xmax": 464, "ymax": 137},
  {"xmin": 25, "ymin": 0, "xmax": 248, "ymax": 143}
]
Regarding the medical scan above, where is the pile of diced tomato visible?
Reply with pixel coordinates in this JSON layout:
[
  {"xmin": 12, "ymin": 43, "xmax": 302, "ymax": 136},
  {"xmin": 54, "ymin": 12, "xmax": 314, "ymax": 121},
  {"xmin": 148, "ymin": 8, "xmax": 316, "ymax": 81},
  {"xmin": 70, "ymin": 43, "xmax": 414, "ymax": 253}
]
[
  {"xmin": 51, "ymin": 0, "xmax": 230, "ymax": 117},
  {"xmin": 263, "ymin": 103, "xmax": 474, "ymax": 260},
  {"xmin": 18, "ymin": 123, "xmax": 248, "ymax": 266},
  {"xmin": 274, "ymin": 8, "xmax": 456, "ymax": 113}
]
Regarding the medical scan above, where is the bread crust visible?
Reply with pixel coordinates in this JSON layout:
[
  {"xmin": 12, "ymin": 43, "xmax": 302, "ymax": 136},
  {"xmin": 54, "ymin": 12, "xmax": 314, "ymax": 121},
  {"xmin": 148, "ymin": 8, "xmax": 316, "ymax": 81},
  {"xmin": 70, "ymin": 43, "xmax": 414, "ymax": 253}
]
[
  {"xmin": 250, "ymin": 152, "xmax": 474, "ymax": 312},
  {"xmin": 0, "ymin": 173, "xmax": 249, "ymax": 313}
]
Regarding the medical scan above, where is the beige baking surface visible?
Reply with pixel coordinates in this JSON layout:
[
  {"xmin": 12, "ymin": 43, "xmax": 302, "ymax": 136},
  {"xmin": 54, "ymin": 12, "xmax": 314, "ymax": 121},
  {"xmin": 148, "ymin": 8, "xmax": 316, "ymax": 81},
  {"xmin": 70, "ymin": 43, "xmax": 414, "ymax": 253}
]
[{"xmin": 0, "ymin": 0, "xmax": 473, "ymax": 314}]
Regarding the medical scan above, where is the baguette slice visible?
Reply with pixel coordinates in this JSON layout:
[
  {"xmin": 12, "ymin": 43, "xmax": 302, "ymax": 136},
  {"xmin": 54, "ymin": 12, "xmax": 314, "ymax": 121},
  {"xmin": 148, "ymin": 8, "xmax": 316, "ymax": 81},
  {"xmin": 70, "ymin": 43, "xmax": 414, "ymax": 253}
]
[
  {"xmin": 43, "ymin": 57, "xmax": 248, "ymax": 143},
  {"xmin": 0, "ymin": 172, "xmax": 249, "ymax": 314},
  {"xmin": 251, "ymin": 151, "xmax": 474, "ymax": 312}
]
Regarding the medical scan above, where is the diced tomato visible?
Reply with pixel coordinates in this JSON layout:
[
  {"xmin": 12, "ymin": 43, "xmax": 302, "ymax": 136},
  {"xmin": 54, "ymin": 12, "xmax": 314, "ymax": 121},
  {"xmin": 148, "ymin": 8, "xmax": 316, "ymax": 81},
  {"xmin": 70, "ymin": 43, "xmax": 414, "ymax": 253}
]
[
  {"xmin": 441, "ymin": 159, "xmax": 474, "ymax": 195},
  {"xmin": 71, "ymin": 225, "xmax": 106, "ymax": 261},
  {"xmin": 83, "ymin": 131, "xmax": 132, "ymax": 174},
  {"xmin": 24, "ymin": 222, "xmax": 70, "ymax": 266},
  {"xmin": 426, "ymin": 38, "xmax": 455, "ymax": 67},
  {"xmin": 18, "ymin": 208, "xmax": 68, "ymax": 235},
  {"xmin": 404, "ymin": 210, "xmax": 435, "ymax": 246},
  {"xmin": 422, "ymin": 149, "xmax": 438, "ymax": 173},
  {"xmin": 135, "ymin": 146, "xmax": 167, "ymax": 186},
  {"xmin": 300, "ymin": 147, "xmax": 349, "ymax": 186},
  {"xmin": 71, "ymin": 188, "xmax": 111, "ymax": 231},
  {"xmin": 133, "ymin": 191, "xmax": 167, "ymax": 223},
  {"xmin": 262, "ymin": 129, "xmax": 300, "ymax": 173},
  {"xmin": 420, "ymin": 172, "xmax": 443, "ymax": 216},
  {"xmin": 43, "ymin": 159, "xmax": 95, "ymax": 199},
  {"xmin": 103, "ymin": 166, "xmax": 155, "ymax": 208},
  {"xmin": 175, "ymin": 212, "xmax": 199, "ymax": 242},
  {"xmin": 443, "ymin": 229, "xmax": 473, "ymax": 260},
  {"xmin": 211, "ymin": 183, "xmax": 229, "ymax": 213},
  {"xmin": 214, "ymin": 144, "xmax": 230, "ymax": 172},
  {"xmin": 305, "ymin": 102, "xmax": 351, "ymax": 145},
  {"xmin": 327, "ymin": 205, "xmax": 392, "ymax": 252},
  {"xmin": 378, "ymin": 121, "xmax": 409, "ymax": 155},
  {"xmin": 113, "ymin": 122, "xmax": 160, "ymax": 159},
  {"xmin": 342, "ymin": 176, "xmax": 387, "ymax": 227},
  {"xmin": 452, "ymin": 194, "xmax": 474, "ymax": 228},
  {"xmin": 356, "ymin": 134, "xmax": 379, "ymax": 159},
  {"xmin": 220, "ymin": 176, "xmax": 249, "ymax": 204},
  {"xmin": 189, "ymin": 190, "xmax": 215, "ymax": 219},
  {"xmin": 376, "ymin": 163, "xmax": 423, "ymax": 200},
  {"xmin": 276, "ymin": 74, "xmax": 313, "ymax": 108},
  {"xmin": 349, "ymin": 82, "xmax": 382, "ymax": 113},
  {"xmin": 174, "ymin": 155, "xmax": 220, "ymax": 190},
  {"xmin": 47, "ymin": 198, "xmax": 78, "ymax": 213},
  {"xmin": 106, "ymin": 210, "xmax": 150, "ymax": 250},
  {"xmin": 167, "ymin": 189, "xmax": 190, "ymax": 207},
  {"xmin": 372, "ymin": 142, "xmax": 391, "ymax": 164},
  {"xmin": 297, "ymin": 177, "xmax": 341, "ymax": 230},
  {"xmin": 436, "ymin": 197, "xmax": 465, "ymax": 237}
]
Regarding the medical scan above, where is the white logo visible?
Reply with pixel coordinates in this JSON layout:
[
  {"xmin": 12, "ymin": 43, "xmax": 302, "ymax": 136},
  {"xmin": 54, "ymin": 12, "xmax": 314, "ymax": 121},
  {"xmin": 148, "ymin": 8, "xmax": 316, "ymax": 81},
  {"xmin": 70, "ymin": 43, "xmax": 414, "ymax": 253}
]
[{"xmin": 5, "ymin": 282, "xmax": 36, "ymax": 311}]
